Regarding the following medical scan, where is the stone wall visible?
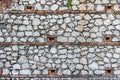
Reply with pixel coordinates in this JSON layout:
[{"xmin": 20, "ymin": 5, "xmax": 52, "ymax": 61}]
[
  {"xmin": 0, "ymin": 45, "xmax": 120, "ymax": 75},
  {"xmin": 0, "ymin": 0, "xmax": 120, "ymax": 77}
]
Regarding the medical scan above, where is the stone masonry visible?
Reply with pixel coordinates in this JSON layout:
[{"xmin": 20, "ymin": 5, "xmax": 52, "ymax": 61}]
[{"xmin": 0, "ymin": 0, "xmax": 120, "ymax": 78}]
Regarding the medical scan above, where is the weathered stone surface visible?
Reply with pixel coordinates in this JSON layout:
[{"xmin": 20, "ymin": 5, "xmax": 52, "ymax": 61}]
[{"xmin": 18, "ymin": 56, "xmax": 28, "ymax": 63}]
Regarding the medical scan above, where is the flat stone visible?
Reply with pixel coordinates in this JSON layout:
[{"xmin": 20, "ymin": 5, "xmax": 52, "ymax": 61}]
[
  {"xmin": 50, "ymin": 47, "xmax": 57, "ymax": 54},
  {"xmin": 115, "ymin": 48, "xmax": 120, "ymax": 53},
  {"xmin": 63, "ymin": 69, "xmax": 71, "ymax": 75},
  {"xmin": 95, "ymin": 19, "xmax": 103, "ymax": 25},
  {"xmin": 71, "ymin": 31, "xmax": 79, "ymax": 36},
  {"xmin": 14, "ymin": 20, "xmax": 22, "ymax": 24},
  {"xmin": 61, "ymin": 63, "xmax": 67, "ymax": 69},
  {"xmin": 34, "ymin": 55, "xmax": 39, "ymax": 61},
  {"xmin": 32, "ymin": 18, "xmax": 40, "ymax": 26},
  {"xmin": 89, "ymin": 62, "xmax": 98, "ymax": 69},
  {"xmin": 18, "ymin": 56, "xmax": 28, "ymax": 63},
  {"xmin": 76, "ymin": 64, "xmax": 83, "ymax": 69},
  {"xmin": 13, "ymin": 64, "xmax": 20, "ymax": 69},
  {"xmin": 75, "ymin": 25, "xmax": 84, "ymax": 32},
  {"xmin": 51, "ymin": 4, "xmax": 59, "ymax": 11},
  {"xmin": 73, "ymin": 58, "xmax": 79, "ymax": 63},
  {"xmin": 22, "ymin": 63, "xmax": 29, "ymax": 69},
  {"xmin": 57, "ymin": 36, "xmax": 67, "ymax": 42},
  {"xmin": 20, "ymin": 70, "xmax": 31, "ymax": 74},
  {"xmin": 80, "ymin": 57, "xmax": 87, "ymax": 64}
]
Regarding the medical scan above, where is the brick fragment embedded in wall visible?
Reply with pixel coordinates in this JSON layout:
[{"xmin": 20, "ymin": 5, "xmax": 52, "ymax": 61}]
[
  {"xmin": 1, "ymin": 0, "xmax": 10, "ymax": 8},
  {"xmin": 0, "ymin": 68, "xmax": 3, "ymax": 76},
  {"xmin": 103, "ymin": 35, "xmax": 112, "ymax": 42},
  {"xmin": 48, "ymin": 68, "xmax": 57, "ymax": 76},
  {"xmin": 47, "ymin": 36, "xmax": 57, "ymax": 43},
  {"xmin": 24, "ymin": 4, "xmax": 35, "ymax": 13},
  {"xmin": 105, "ymin": 68, "xmax": 114, "ymax": 75},
  {"xmin": 105, "ymin": 4, "xmax": 114, "ymax": 12}
]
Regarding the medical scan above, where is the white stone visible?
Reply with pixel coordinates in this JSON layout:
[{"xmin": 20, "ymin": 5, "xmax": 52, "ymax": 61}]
[
  {"xmin": 114, "ymin": 70, "xmax": 120, "ymax": 74},
  {"xmin": 14, "ymin": 20, "xmax": 22, "ymax": 24},
  {"xmin": 68, "ymin": 37, "xmax": 75, "ymax": 42},
  {"xmin": 51, "ymin": 4, "xmax": 59, "ymax": 11},
  {"xmin": 36, "ymin": 38, "xmax": 45, "ymax": 42},
  {"xmin": 95, "ymin": 70, "xmax": 105, "ymax": 74},
  {"xmin": 59, "ymin": 49, "xmax": 67, "ymax": 54},
  {"xmin": 18, "ymin": 56, "xmax": 28, "ymax": 63},
  {"xmin": 57, "ymin": 36, "xmax": 67, "ymax": 42},
  {"xmin": 50, "ymin": 47, "xmax": 57, "ymax": 54},
  {"xmin": 90, "ymin": 27, "xmax": 98, "ymax": 32},
  {"xmin": 80, "ymin": 57, "xmax": 87, "ymax": 64},
  {"xmin": 32, "ymin": 18, "xmax": 40, "ymax": 26},
  {"xmin": 64, "ymin": 18, "xmax": 71, "ymax": 23},
  {"xmin": 20, "ymin": 70, "xmax": 31, "ymax": 74},
  {"xmin": 96, "ymin": 5, "xmax": 104, "ymax": 11},
  {"xmin": 113, "ymin": 54, "xmax": 119, "ymax": 58},
  {"xmin": 106, "ymin": 53, "xmax": 112, "ymax": 58},
  {"xmin": 76, "ymin": 64, "xmax": 83, "ymax": 69},
  {"xmin": 78, "ymin": 4, "xmax": 86, "ymax": 10},
  {"xmin": 113, "ymin": 19, "xmax": 120, "ymax": 25},
  {"xmin": 73, "ymin": 58, "xmax": 79, "ymax": 63},
  {"xmin": 115, "ymin": 48, "xmax": 120, "ymax": 53},
  {"xmin": 5, "ymin": 62, "xmax": 11, "ymax": 67},
  {"xmin": 25, "ymin": 31, "xmax": 32, "ymax": 36},
  {"xmin": 71, "ymin": 31, "xmax": 79, "ymax": 36},
  {"xmin": 75, "ymin": 25, "xmax": 83, "ymax": 32},
  {"xmin": 84, "ymin": 14, "xmax": 91, "ymax": 20},
  {"xmin": 89, "ymin": 62, "xmax": 98, "ymax": 69},
  {"xmin": 41, "ymin": 0, "xmax": 46, "ymax": 4},
  {"xmin": 13, "ymin": 64, "xmax": 20, "ymax": 69},
  {"xmin": 104, "ymin": 19, "xmax": 111, "ymax": 25},
  {"xmin": 35, "ymin": 3, "xmax": 42, "ymax": 10},
  {"xmin": 23, "ymin": 20, "xmax": 29, "ymax": 25},
  {"xmin": 22, "ymin": 63, "xmax": 29, "ymax": 69},
  {"xmin": 40, "ymin": 57, "xmax": 47, "ymax": 63},
  {"xmin": 116, "ymin": 25, "xmax": 120, "ymax": 30},
  {"xmin": 72, "ymin": 0, "xmax": 79, "ymax": 5},
  {"xmin": 61, "ymin": 63, "xmax": 67, "ymax": 68},
  {"xmin": 34, "ymin": 55, "xmax": 39, "ymax": 61},
  {"xmin": 87, "ymin": 3, "xmax": 94, "ymax": 10},
  {"xmin": 63, "ymin": 69, "xmax": 71, "ymax": 75},
  {"xmin": 3, "ymin": 68, "xmax": 9, "ymax": 74},
  {"xmin": 95, "ymin": 19, "xmax": 103, "ymax": 25},
  {"xmin": 0, "ymin": 37, "xmax": 4, "ymax": 42}
]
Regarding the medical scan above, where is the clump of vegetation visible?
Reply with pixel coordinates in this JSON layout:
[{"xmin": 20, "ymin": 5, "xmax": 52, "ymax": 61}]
[{"xmin": 66, "ymin": 0, "xmax": 72, "ymax": 9}]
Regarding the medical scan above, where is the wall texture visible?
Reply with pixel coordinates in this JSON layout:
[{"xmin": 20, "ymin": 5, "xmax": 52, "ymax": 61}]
[{"xmin": 0, "ymin": 0, "xmax": 120, "ymax": 77}]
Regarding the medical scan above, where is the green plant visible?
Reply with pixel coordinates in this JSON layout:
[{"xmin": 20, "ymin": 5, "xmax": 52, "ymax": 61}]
[{"xmin": 66, "ymin": 0, "xmax": 72, "ymax": 9}]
